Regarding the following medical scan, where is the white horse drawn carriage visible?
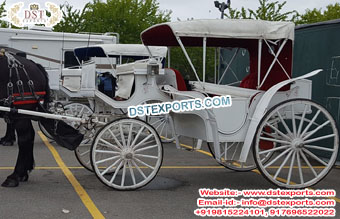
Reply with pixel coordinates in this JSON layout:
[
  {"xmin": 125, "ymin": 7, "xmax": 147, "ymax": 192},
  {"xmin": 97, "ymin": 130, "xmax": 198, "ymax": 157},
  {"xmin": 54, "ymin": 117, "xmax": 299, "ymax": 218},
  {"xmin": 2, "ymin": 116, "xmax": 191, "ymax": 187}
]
[{"xmin": 2, "ymin": 19, "xmax": 338, "ymax": 190}]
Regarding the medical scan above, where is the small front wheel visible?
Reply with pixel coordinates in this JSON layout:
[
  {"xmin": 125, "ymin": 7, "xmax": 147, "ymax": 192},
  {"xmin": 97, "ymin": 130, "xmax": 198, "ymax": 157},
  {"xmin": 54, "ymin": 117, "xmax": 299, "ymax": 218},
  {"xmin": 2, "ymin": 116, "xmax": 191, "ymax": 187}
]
[
  {"xmin": 63, "ymin": 103, "xmax": 95, "ymax": 171},
  {"xmin": 91, "ymin": 118, "xmax": 163, "ymax": 190}
]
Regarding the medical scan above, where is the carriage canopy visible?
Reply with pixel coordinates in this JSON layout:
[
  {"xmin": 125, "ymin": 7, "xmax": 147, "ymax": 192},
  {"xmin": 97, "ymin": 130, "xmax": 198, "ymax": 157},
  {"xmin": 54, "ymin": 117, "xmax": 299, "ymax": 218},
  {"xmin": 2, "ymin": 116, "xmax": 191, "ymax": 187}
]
[
  {"xmin": 141, "ymin": 19, "xmax": 294, "ymax": 47},
  {"xmin": 141, "ymin": 19, "xmax": 295, "ymax": 91}
]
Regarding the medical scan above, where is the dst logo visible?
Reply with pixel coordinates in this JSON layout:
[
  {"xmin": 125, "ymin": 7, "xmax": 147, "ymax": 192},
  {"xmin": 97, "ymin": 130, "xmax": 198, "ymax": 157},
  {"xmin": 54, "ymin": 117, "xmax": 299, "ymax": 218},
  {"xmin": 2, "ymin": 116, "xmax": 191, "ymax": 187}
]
[
  {"xmin": 24, "ymin": 4, "xmax": 46, "ymax": 22},
  {"xmin": 7, "ymin": 2, "xmax": 61, "ymax": 27}
]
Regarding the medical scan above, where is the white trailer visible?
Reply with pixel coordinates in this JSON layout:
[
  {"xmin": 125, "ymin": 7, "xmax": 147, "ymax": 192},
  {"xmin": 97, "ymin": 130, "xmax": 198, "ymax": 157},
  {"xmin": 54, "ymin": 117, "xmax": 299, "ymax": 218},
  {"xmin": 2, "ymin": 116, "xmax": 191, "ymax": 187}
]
[{"xmin": 0, "ymin": 26, "xmax": 118, "ymax": 70}]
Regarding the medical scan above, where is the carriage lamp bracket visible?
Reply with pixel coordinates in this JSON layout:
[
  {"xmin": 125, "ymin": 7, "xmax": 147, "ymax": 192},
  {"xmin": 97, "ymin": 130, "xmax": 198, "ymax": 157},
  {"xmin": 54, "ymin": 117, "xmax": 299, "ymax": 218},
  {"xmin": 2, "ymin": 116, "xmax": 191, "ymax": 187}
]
[
  {"xmin": 147, "ymin": 63, "xmax": 159, "ymax": 75},
  {"xmin": 147, "ymin": 58, "xmax": 160, "ymax": 75}
]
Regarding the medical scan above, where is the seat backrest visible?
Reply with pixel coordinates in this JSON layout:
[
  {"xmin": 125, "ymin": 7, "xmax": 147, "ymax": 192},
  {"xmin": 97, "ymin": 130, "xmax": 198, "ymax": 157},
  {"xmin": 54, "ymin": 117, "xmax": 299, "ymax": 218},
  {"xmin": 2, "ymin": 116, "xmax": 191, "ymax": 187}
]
[
  {"xmin": 170, "ymin": 68, "xmax": 187, "ymax": 91},
  {"xmin": 157, "ymin": 68, "xmax": 177, "ymax": 88},
  {"xmin": 158, "ymin": 68, "xmax": 188, "ymax": 91},
  {"xmin": 239, "ymin": 40, "xmax": 293, "ymax": 91}
]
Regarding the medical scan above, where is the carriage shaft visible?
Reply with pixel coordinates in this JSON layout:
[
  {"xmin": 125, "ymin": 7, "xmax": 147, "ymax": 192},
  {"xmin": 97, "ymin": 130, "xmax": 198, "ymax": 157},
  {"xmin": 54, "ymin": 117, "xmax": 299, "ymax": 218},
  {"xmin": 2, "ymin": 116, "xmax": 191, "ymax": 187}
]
[{"xmin": 0, "ymin": 106, "xmax": 85, "ymax": 123}]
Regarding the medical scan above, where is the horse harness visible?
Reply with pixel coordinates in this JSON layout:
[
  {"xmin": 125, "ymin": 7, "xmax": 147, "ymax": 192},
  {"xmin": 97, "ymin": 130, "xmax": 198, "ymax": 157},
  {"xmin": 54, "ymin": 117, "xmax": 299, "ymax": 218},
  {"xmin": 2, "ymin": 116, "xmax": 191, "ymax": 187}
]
[{"xmin": 2, "ymin": 52, "xmax": 46, "ymax": 107}]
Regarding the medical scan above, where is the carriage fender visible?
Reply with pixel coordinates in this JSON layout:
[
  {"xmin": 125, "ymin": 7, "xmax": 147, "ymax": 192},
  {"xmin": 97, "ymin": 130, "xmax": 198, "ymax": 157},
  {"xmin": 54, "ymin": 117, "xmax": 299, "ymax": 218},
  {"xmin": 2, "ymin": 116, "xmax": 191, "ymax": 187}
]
[{"xmin": 239, "ymin": 69, "xmax": 322, "ymax": 162}]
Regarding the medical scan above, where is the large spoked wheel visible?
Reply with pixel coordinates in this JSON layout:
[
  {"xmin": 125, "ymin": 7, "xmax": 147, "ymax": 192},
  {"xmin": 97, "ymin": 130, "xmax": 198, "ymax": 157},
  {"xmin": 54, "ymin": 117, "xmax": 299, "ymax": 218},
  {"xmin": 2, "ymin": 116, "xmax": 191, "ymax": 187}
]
[
  {"xmin": 147, "ymin": 114, "xmax": 175, "ymax": 143},
  {"xmin": 91, "ymin": 118, "xmax": 163, "ymax": 190},
  {"xmin": 254, "ymin": 99, "xmax": 339, "ymax": 189},
  {"xmin": 64, "ymin": 103, "xmax": 95, "ymax": 171}
]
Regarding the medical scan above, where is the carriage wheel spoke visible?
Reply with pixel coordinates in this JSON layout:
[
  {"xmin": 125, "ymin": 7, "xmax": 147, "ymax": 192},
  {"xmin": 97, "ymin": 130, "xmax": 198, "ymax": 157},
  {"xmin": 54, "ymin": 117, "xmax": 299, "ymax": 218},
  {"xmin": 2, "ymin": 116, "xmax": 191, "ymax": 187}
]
[
  {"xmin": 100, "ymin": 158, "xmax": 122, "ymax": 176},
  {"xmin": 128, "ymin": 161, "xmax": 136, "ymax": 185},
  {"xmin": 150, "ymin": 117, "xmax": 163, "ymax": 127},
  {"xmin": 134, "ymin": 157, "xmax": 155, "ymax": 170},
  {"xmin": 99, "ymin": 139, "xmax": 122, "ymax": 152},
  {"xmin": 266, "ymin": 122, "xmax": 291, "ymax": 141},
  {"xmin": 291, "ymin": 105, "xmax": 297, "ymax": 137},
  {"xmin": 108, "ymin": 129, "xmax": 124, "ymax": 149},
  {"xmin": 262, "ymin": 131, "xmax": 280, "ymax": 140},
  {"xmin": 130, "ymin": 126, "xmax": 145, "ymax": 148},
  {"xmin": 154, "ymin": 118, "xmax": 164, "ymax": 130},
  {"xmin": 226, "ymin": 142, "xmax": 235, "ymax": 151},
  {"xmin": 164, "ymin": 123, "xmax": 168, "ymax": 138},
  {"xmin": 304, "ymin": 134, "xmax": 335, "ymax": 144},
  {"xmin": 274, "ymin": 150, "xmax": 293, "ymax": 180},
  {"xmin": 95, "ymin": 155, "xmax": 120, "ymax": 165},
  {"xmin": 127, "ymin": 123, "xmax": 134, "ymax": 147},
  {"xmin": 131, "ymin": 160, "xmax": 147, "ymax": 179},
  {"xmin": 296, "ymin": 151, "xmax": 304, "ymax": 184},
  {"xmin": 286, "ymin": 151, "xmax": 296, "ymax": 185},
  {"xmin": 299, "ymin": 150, "xmax": 318, "ymax": 177},
  {"xmin": 79, "ymin": 149, "xmax": 90, "ymax": 157},
  {"xmin": 231, "ymin": 143, "xmax": 238, "ymax": 160},
  {"xmin": 223, "ymin": 143, "xmax": 228, "ymax": 160},
  {"xmin": 300, "ymin": 110, "xmax": 321, "ymax": 137},
  {"xmin": 302, "ymin": 148, "xmax": 328, "ymax": 166},
  {"xmin": 135, "ymin": 154, "xmax": 159, "ymax": 159},
  {"xmin": 121, "ymin": 161, "xmax": 127, "ymax": 186},
  {"xmin": 79, "ymin": 105, "xmax": 85, "ymax": 116},
  {"xmin": 259, "ymin": 136, "xmax": 290, "ymax": 145},
  {"xmin": 302, "ymin": 121, "xmax": 331, "ymax": 140},
  {"xmin": 95, "ymin": 150, "xmax": 120, "ymax": 155},
  {"xmin": 133, "ymin": 134, "xmax": 154, "ymax": 150},
  {"xmin": 264, "ymin": 148, "xmax": 292, "ymax": 168},
  {"xmin": 160, "ymin": 120, "xmax": 167, "ymax": 136},
  {"xmin": 134, "ymin": 144, "xmax": 158, "ymax": 153},
  {"xmin": 297, "ymin": 105, "xmax": 308, "ymax": 136},
  {"xmin": 119, "ymin": 123, "xmax": 126, "ymax": 148},
  {"xmin": 277, "ymin": 111, "xmax": 293, "ymax": 137},
  {"xmin": 259, "ymin": 145, "xmax": 290, "ymax": 155},
  {"xmin": 304, "ymin": 145, "xmax": 335, "ymax": 152},
  {"xmin": 109, "ymin": 160, "xmax": 124, "ymax": 184}
]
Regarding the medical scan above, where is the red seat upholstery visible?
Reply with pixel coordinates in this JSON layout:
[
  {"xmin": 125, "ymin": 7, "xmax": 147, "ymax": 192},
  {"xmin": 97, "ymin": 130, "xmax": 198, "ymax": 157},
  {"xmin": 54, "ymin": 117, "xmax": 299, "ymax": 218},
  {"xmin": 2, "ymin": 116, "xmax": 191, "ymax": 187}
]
[
  {"xmin": 170, "ymin": 68, "xmax": 187, "ymax": 91},
  {"xmin": 239, "ymin": 40, "xmax": 293, "ymax": 91}
]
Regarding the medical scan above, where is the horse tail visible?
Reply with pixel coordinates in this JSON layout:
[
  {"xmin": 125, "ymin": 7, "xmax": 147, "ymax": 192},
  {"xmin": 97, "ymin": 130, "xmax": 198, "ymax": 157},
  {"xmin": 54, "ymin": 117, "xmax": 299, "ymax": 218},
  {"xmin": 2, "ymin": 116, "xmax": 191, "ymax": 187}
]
[{"xmin": 35, "ymin": 63, "xmax": 51, "ymax": 109}]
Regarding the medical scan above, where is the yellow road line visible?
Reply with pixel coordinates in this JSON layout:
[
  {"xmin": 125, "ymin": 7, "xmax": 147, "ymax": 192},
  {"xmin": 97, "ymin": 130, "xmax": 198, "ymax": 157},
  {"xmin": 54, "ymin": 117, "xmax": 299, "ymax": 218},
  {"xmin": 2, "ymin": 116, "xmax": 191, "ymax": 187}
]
[
  {"xmin": 38, "ymin": 131, "xmax": 104, "ymax": 219},
  {"xmin": 179, "ymin": 143, "xmax": 213, "ymax": 157}
]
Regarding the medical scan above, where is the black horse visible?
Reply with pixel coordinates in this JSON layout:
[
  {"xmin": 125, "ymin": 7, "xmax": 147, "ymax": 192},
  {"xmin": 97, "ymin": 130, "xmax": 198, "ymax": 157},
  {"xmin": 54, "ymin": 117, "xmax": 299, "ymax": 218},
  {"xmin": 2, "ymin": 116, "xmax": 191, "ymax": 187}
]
[{"xmin": 0, "ymin": 50, "xmax": 50, "ymax": 187}]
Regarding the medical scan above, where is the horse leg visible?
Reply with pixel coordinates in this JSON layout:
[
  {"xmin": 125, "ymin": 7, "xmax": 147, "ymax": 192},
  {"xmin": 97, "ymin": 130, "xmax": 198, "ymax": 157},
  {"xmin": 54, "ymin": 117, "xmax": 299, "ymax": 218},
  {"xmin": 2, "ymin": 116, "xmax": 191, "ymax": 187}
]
[
  {"xmin": 0, "ymin": 122, "xmax": 16, "ymax": 146},
  {"xmin": 1, "ymin": 119, "xmax": 35, "ymax": 187}
]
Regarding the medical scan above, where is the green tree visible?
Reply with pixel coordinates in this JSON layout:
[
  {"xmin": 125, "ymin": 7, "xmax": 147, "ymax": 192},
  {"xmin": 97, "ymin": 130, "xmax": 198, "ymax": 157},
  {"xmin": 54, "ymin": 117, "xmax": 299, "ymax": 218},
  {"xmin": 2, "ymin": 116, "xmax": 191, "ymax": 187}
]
[
  {"xmin": 54, "ymin": 0, "xmax": 171, "ymax": 44},
  {"xmin": 296, "ymin": 3, "xmax": 340, "ymax": 24},
  {"xmin": 0, "ymin": 0, "xmax": 8, "ymax": 28},
  {"xmin": 53, "ymin": 4, "xmax": 88, "ymax": 33},
  {"xmin": 226, "ymin": 0, "xmax": 299, "ymax": 21}
]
